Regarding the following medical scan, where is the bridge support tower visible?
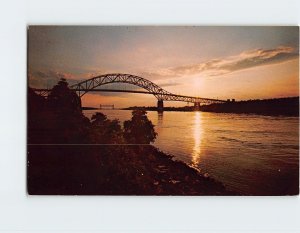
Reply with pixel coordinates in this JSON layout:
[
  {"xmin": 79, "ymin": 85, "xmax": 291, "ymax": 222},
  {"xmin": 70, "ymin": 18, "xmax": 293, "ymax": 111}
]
[
  {"xmin": 157, "ymin": 100, "xmax": 164, "ymax": 112},
  {"xmin": 194, "ymin": 102, "xmax": 200, "ymax": 111}
]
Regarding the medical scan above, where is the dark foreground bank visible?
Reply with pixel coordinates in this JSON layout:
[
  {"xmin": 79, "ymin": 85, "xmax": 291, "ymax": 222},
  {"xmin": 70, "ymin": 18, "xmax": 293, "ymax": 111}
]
[
  {"xmin": 28, "ymin": 145, "xmax": 235, "ymax": 195},
  {"xmin": 28, "ymin": 79, "xmax": 235, "ymax": 195}
]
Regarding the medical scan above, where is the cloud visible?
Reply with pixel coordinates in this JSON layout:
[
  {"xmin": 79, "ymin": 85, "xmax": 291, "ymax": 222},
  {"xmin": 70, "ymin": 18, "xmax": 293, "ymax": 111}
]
[
  {"xmin": 28, "ymin": 46, "xmax": 298, "ymax": 90},
  {"xmin": 28, "ymin": 70, "xmax": 80, "ymax": 88},
  {"xmin": 144, "ymin": 46, "xmax": 299, "ymax": 79},
  {"xmin": 28, "ymin": 68, "xmax": 112, "ymax": 88},
  {"xmin": 157, "ymin": 81, "xmax": 181, "ymax": 88}
]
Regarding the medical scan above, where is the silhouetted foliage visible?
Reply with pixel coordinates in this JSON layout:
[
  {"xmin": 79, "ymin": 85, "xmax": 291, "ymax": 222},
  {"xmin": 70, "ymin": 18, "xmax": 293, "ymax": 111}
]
[
  {"xmin": 123, "ymin": 110, "xmax": 157, "ymax": 144},
  {"xmin": 89, "ymin": 112, "xmax": 123, "ymax": 144},
  {"xmin": 48, "ymin": 78, "xmax": 82, "ymax": 114},
  {"xmin": 28, "ymin": 81, "xmax": 158, "ymax": 145},
  {"xmin": 91, "ymin": 112, "xmax": 108, "ymax": 124},
  {"xmin": 28, "ymin": 79, "xmax": 90, "ymax": 144}
]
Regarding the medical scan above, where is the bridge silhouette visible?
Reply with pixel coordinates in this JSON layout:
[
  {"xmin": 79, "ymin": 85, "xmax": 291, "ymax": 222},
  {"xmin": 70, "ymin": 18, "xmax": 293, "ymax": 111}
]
[{"xmin": 32, "ymin": 73, "xmax": 226, "ymax": 111}]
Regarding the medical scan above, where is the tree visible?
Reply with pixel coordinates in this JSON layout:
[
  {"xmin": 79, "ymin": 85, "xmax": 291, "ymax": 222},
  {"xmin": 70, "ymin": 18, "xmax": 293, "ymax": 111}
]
[
  {"xmin": 91, "ymin": 112, "xmax": 108, "ymax": 126},
  {"xmin": 90, "ymin": 112, "xmax": 123, "ymax": 144},
  {"xmin": 48, "ymin": 78, "xmax": 81, "ymax": 114},
  {"xmin": 123, "ymin": 110, "xmax": 157, "ymax": 144},
  {"xmin": 38, "ymin": 78, "xmax": 89, "ymax": 143}
]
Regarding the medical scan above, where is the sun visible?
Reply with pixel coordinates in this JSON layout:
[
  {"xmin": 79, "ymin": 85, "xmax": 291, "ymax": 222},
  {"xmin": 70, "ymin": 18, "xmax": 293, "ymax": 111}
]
[{"xmin": 192, "ymin": 75, "xmax": 205, "ymax": 97}]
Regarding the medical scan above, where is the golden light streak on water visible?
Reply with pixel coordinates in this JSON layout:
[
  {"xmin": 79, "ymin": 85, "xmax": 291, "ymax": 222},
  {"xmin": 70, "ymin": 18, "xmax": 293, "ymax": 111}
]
[{"xmin": 192, "ymin": 111, "xmax": 203, "ymax": 166}]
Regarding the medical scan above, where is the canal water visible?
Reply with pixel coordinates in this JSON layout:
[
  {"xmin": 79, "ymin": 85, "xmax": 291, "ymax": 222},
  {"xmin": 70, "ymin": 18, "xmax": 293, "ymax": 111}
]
[{"xmin": 83, "ymin": 109, "xmax": 299, "ymax": 195}]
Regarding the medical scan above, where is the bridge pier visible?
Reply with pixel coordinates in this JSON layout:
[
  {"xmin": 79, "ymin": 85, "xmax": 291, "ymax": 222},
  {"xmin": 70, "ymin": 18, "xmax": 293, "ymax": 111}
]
[
  {"xmin": 194, "ymin": 102, "xmax": 200, "ymax": 111},
  {"xmin": 157, "ymin": 100, "xmax": 164, "ymax": 112}
]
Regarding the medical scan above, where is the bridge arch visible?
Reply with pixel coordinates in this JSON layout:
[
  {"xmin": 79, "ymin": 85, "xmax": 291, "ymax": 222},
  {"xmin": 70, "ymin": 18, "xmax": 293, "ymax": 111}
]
[
  {"xmin": 70, "ymin": 73, "xmax": 225, "ymax": 105},
  {"xmin": 32, "ymin": 73, "xmax": 226, "ymax": 108},
  {"xmin": 70, "ymin": 73, "xmax": 170, "ymax": 100}
]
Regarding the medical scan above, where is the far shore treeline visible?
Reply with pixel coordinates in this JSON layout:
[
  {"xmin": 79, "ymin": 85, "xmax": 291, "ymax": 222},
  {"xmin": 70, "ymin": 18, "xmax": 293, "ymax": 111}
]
[{"xmin": 124, "ymin": 97, "xmax": 299, "ymax": 116}]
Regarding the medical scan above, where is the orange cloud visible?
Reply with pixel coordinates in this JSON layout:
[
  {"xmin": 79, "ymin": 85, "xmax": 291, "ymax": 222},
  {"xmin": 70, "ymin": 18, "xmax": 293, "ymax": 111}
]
[{"xmin": 144, "ymin": 46, "xmax": 299, "ymax": 79}]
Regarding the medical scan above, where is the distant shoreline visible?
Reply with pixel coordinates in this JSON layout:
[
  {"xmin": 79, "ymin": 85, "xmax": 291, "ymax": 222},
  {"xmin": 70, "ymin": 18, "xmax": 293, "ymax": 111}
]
[
  {"xmin": 82, "ymin": 96, "xmax": 299, "ymax": 116},
  {"xmin": 121, "ymin": 96, "xmax": 299, "ymax": 116}
]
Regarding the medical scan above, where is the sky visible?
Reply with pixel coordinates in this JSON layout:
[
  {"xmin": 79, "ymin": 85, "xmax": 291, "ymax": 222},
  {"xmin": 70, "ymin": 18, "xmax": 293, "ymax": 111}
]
[{"xmin": 28, "ymin": 26, "xmax": 299, "ymax": 107}]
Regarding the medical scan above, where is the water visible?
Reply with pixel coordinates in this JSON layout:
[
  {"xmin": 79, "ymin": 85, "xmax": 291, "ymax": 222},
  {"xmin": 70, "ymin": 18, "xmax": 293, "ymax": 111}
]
[{"xmin": 83, "ymin": 109, "xmax": 299, "ymax": 195}]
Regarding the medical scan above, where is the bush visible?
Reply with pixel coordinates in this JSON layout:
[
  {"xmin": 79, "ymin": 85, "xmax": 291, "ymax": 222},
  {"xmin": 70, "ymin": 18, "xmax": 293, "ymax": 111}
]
[
  {"xmin": 89, "ymin": 112, "xmax": 123, "ymax": 144},
  {"xmin": 123, "ymin": 110, "xmax": 157, "ymax": 144}
]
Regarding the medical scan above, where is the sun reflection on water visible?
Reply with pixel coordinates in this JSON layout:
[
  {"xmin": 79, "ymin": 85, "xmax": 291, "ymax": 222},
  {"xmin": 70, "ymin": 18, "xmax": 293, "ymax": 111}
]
[{"xmin": 192, "ymin": 111, "xmax": 202, "ymax": 166}]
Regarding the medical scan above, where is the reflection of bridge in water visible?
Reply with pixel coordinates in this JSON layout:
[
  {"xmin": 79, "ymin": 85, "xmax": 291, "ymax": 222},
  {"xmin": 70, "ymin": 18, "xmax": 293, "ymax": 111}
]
[{"xmin": 33, "ymin": 73, "xmax": 226, "ymax": 112}]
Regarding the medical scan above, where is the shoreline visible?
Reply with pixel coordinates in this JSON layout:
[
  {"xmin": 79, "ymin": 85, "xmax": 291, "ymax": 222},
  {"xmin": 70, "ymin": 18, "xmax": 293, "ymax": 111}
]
[
  {"xmin": 119, "ymin": 108, "xmax": 299, "ymax": 117},
  {"xmin": 29, "ymin": 86, "xmax": 237, "ymax": 195},
  {"xmin": 121, "ymin": 96, "xmax": 299, "ymax": 117},
  {"xmin": 28, "ymin": 144, "xmax": 236, "ymax": 195}
]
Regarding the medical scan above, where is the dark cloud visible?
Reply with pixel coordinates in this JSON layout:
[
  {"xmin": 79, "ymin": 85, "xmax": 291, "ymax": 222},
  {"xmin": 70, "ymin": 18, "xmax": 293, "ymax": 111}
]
[{"xmin": 28, "ymin": 70, "xmax": 82, "ymax": 88}]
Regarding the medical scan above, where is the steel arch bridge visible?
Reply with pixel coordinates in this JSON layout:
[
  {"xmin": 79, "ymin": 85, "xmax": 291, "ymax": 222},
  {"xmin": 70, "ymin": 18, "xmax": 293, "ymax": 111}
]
[
  {"xmin": 69, "ymin": 73, "xmax": 225, "ymax": 104},
  {"xmin": 32, "ymin": 73, "xmax": 226, "ymax": 110}
]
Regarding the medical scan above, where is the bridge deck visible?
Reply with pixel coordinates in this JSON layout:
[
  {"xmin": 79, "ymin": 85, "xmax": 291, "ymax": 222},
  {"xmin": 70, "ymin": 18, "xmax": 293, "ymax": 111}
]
[{"xmin": 31, "ymin": 88, "xmax": 226, "ymax": 103}]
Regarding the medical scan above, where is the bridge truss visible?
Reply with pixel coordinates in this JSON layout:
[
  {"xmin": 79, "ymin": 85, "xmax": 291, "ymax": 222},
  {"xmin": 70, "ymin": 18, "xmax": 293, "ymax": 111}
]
[{"xmin": 32, "ymin": 73, "xmax": 226, "ymax": 105}]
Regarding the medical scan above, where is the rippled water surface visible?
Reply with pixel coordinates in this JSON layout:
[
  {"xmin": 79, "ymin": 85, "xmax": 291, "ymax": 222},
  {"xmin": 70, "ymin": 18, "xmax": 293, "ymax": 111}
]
[{"xmin": 84, "ymin": 109, "xmax": 299, "ymax": 195}]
